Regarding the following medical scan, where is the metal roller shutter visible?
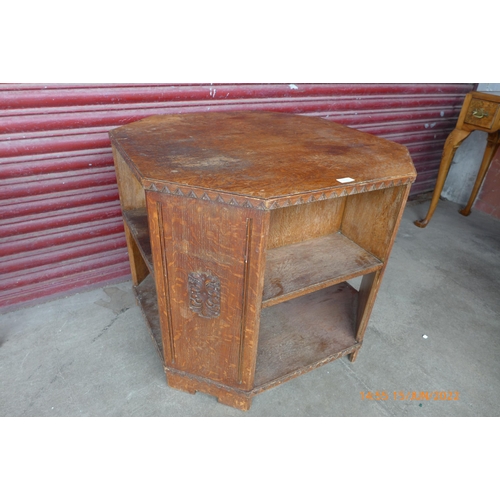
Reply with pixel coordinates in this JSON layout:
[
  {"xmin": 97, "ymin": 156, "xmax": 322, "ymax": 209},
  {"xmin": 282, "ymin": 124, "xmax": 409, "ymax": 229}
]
[{"xmin": 0, "ymin": 83, "xmax": 474, "ymax": 310}]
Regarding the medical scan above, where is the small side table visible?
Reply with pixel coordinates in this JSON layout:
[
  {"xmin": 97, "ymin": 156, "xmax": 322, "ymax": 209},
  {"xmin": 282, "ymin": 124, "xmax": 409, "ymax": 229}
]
[{"xmin": 415, "ymin": 91, "xmax": 500, "ymax": 228}]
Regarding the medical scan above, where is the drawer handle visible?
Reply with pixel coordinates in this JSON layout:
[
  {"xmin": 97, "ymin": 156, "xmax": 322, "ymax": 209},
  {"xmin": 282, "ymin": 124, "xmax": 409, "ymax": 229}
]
[{"xmin": 472, "ymin": 108, "xmax": 489, "ymax": 119}]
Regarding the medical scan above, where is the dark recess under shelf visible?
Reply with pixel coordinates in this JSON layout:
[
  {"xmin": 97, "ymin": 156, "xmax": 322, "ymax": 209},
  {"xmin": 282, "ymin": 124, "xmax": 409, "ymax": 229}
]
[
  {"xmin": 123, "ymin": 208, "xmax": 154, "ymax": 275},
  {"xmin": 255, "ymin": 282, "xmax": 359, "ymax": 388},
  {"xmin": 134, "ymin": 274, "xmax": 164, "ymax": 364}
]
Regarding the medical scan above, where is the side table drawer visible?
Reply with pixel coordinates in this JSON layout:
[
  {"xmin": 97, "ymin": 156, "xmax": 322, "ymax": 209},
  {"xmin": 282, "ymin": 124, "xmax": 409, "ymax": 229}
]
[{"xmin": 464, "ymin": 98, "xmax": 499, "ymax": 130}]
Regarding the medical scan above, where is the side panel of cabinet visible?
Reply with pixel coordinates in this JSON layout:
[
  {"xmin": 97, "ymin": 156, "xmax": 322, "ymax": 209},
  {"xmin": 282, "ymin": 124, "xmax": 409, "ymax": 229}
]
[
  {"xmin": 146, "ymin": 192, "xmax": 172, "ymax": 367},
  {"xmin": 111, "ymin": 146, "xmax": 146, "ymax": 211},
  {"xmin": 148, "ymin": 192, "xmax": 269, "ymax": 390},
  {"xmin": 342, "ymin": 184, "xmax": 411, "ymax": 347},
  {"xmin": 112, "ymin": 146, "xmax": 149, "ymax": 286},
  {"xmin": 341, "ymin": 185, "xmax": 408, "ymax": 261}
]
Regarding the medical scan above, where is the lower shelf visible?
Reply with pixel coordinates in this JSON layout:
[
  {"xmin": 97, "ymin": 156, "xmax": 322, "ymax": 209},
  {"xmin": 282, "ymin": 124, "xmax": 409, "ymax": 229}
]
[
  {"xmin": 254, "ymin": 282, "xmax": 359, "ymax": 388},
  {"xmin": 133, "ymin": 274, "xmax": 360, "ymax": 396}
]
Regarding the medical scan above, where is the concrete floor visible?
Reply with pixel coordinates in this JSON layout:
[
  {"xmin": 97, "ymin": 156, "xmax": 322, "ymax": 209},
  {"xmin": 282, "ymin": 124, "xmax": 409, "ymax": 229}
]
[{"xmin": 1, "ymin": 198, "xmax": 499, "ymax": 417}]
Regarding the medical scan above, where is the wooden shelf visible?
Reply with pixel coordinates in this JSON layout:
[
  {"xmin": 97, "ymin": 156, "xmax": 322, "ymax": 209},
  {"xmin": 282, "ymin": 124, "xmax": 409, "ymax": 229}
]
[
  {"xmin": 255, "ymin": 282, "xmax": 359, "ymax": 388},
  {"xmin": 133, "ymin": 274, "xmax": 164, "ymax": 364},
  {"xmin": 135, "ymin": 275, "xmax": 360, "ymax": 391},
  {"xmin": 262, "ymin": 232, "xmax": 382, "ymax": 308},
  {"xmin": 125, "ymin": 210, "xmax": 382, "ymax": 310},
  {"xmin": 123, "ymin": 208, "xmax": 154, "ymax": 275}
]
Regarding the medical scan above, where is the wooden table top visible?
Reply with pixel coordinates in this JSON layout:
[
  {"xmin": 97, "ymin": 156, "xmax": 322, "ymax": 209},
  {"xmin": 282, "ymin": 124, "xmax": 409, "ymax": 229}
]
[{"xmin": 109, "ymin": 112, "xmax": 416, "ymax": 203}]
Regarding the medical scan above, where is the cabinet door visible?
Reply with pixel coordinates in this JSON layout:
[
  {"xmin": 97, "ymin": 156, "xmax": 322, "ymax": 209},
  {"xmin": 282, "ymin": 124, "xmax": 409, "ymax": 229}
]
[{"xmin": 148, "ymin": 192, "xmax": 269, "ymax": 389}]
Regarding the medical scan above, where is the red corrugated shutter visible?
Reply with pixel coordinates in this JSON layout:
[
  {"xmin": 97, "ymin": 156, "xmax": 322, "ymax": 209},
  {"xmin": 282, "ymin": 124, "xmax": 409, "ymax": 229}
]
[{"xmin": 0, "ymin": 83, "xmax": 475, "ymax": 310}]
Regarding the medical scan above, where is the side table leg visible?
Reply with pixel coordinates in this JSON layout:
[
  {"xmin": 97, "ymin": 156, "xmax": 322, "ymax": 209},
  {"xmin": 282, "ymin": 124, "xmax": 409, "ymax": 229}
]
[
  {"xmin": 414, "ymin": 128, "xmax": 472, "ymax": 228},
  {"xmin": 459, "ymin": 131, "xmax": 500, "ymax": 216}
]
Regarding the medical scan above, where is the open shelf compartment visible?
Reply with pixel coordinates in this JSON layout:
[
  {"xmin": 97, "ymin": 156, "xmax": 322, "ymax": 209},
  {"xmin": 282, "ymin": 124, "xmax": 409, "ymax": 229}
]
[
  {"xmin": 254, "ymin": 281, "xmax": 359, "ymax": 388},
  {"xmin": 123, "ymin": 208, "xmax": 154, "ymax": 275},
  {"xmin": 135, "ymin": 270, "xmax": 361, "ymax": 392},
  {"xmin": 123, "ymin": 206, "xmax": 383, "ymax": 313},
  {"xmin": 262, "ymin": 231, "xmax": 382, "ymax": 308}
]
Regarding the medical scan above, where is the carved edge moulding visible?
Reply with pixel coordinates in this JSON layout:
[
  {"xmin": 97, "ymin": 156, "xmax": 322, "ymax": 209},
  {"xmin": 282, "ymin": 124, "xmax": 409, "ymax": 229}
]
[{"xmin": 142, "ymin": 176, "xmax": 415, "ymax": 210}]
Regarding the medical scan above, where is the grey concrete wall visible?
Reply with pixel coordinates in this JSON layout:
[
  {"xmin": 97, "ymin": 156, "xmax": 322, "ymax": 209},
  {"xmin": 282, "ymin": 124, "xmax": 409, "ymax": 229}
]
[{"xmin": 441, "ymin": 83, "xmax": 500, "ymax": 205}]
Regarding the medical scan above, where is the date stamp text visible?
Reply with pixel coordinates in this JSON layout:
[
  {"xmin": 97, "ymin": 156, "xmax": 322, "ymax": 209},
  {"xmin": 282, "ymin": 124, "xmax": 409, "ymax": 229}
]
[{"xmin": 360, "ymin": 391, "xmax": 460, "ymax": 401}]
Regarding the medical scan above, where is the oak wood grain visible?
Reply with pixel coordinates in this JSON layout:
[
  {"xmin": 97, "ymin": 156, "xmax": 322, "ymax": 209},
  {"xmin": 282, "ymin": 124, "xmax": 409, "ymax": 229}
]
[
  {"xmin": 267, "ymin": 197, "xmax": 345, "ymax": 249},
  {"xmin": 160, "ymin": 194, "xmax": 268, "ymax": 389},
  {"xmin": 146, "ymin": 192, "xmax": 175, "ymax": 366},
  {"xmin": 262, "ymin": 232, "xmax": 382, "ymax": 307},
  {"xmin": 255, "ymin": 283, "xmax": 358, "ymax": 387},
  {"xmin": 464, "ymin": 98, "xmax": 499, "ymax": 129},
  {"xmin": 165, "ymin": 370, "xmax": 253, "ymax": 410},
  {"xmin": 112, "ymin": 146, "xmax": 148, "ymax": 285},
  {"xmin": 111, "ymin": 146, "xmax": 145, "ymax": 210},
  {"xmin": 458, "ymin": 92, "xmax": 500, "ymax": 132},
  {"xmin": 414, "ymin": 128, "xmax": 472, "ymax": 228},
  {"xmin": 353, "ymin": 183, "xmax": 411, "ymax": 348},
  {"xmin": 341, "ymin": 185, "xmax": 406, "ymax": 261},
  {"xmin": 109, "ymin": 112, "xmax": 416, "ymax": 201}
]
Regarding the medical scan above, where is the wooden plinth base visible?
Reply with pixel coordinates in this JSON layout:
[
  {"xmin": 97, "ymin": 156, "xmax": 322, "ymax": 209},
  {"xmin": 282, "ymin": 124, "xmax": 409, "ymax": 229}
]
[
  {"xmin": 165, "ymin": 341, "xmax": 362, "ymax": 411},
  {"xmin": 166, "ymin": 371, "xmax": 253, "ymax": 411}
]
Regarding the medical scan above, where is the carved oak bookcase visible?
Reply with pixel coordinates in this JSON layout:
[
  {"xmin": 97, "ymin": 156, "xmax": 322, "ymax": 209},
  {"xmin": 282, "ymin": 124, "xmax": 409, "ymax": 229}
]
[{"xmin": 109, "ymin": 112, "xmax": 416, "ymax": 410}]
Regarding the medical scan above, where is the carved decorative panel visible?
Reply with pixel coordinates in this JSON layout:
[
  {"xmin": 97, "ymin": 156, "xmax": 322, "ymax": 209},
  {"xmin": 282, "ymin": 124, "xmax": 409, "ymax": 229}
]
[{"xmin": 188, "ymin": 272, "xmax": 221, "ymax": 318}]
